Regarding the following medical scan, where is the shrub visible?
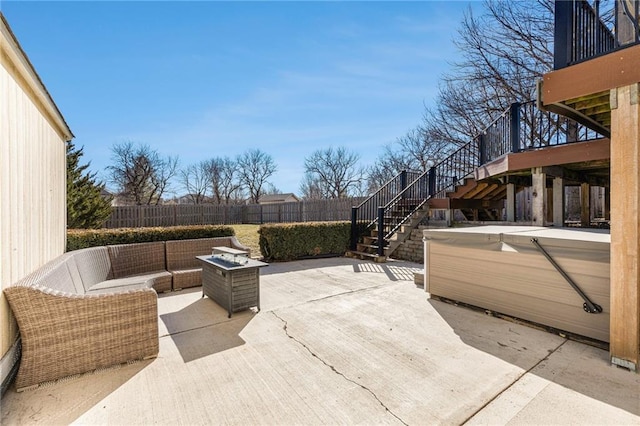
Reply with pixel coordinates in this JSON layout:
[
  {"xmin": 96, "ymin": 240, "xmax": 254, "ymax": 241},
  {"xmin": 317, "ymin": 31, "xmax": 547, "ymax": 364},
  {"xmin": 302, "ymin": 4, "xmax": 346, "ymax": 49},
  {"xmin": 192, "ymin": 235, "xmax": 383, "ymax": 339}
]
[
  {"xmin": 67, "ymin": 225, "xmax": 235, "ymax": 251},
  {"xmin": 258, "ymin": 221, "xmax": 353, "ymax": 262}
]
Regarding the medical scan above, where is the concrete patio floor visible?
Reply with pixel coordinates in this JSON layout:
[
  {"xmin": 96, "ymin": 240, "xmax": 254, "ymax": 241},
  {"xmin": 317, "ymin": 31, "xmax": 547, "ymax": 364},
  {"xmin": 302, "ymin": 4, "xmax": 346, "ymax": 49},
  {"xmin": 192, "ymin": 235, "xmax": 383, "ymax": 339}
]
[{"xmin": 1, "ymin": 257, "xmax": 639, "ymax": 425}]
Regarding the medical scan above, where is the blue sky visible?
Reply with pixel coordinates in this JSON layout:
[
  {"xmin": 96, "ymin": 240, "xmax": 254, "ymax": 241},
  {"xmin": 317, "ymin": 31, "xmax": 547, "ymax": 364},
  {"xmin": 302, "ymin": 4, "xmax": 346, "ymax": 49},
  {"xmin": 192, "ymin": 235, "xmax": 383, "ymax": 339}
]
[{"xmin": 2, "ymin": 1, "xmax": 476, "ymax": 196}]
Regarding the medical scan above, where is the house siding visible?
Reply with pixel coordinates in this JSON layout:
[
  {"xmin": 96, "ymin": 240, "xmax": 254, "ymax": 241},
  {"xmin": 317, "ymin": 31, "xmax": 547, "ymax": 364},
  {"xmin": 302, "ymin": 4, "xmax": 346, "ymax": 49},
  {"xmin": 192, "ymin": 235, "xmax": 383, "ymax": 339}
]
[{"xmin": 1, "ymin": 15, "xmax": 70, "ymax": 383}]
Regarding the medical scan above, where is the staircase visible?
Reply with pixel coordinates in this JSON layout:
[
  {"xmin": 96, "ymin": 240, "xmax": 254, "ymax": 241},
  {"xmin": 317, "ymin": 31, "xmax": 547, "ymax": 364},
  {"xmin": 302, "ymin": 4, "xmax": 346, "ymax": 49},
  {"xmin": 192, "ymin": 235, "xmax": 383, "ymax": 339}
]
[
  {"xmin": 350, "ymin": 198, "xmax": 430, "ymax": 262},
  {"xmin": 348, "ymin": 101, "xmax": 604, "ymax": 262}
]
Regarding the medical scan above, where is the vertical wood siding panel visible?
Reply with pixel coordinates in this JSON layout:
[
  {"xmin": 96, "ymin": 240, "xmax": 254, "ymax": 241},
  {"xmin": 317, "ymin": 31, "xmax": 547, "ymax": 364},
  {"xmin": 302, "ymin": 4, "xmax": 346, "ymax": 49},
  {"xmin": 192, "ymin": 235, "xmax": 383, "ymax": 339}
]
[
  {"xmin": 0, "ymin": 66, "xmax": 15, "ymax": 353},
  {"xmin": 0, "ymin": 57, "xmax": 67, "ymax": 356}
]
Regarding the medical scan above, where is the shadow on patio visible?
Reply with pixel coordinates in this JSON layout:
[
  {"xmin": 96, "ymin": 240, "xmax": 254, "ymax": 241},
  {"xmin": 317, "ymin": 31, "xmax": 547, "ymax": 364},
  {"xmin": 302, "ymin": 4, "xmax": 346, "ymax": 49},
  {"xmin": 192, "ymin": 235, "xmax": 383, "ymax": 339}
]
[
  {"xmin": 429, "ymin": 298, "xmax": 640, "ymax": 420},
  {"xmin": 160, "ymin": 294, "xmax": 255, "ymax": 363}
]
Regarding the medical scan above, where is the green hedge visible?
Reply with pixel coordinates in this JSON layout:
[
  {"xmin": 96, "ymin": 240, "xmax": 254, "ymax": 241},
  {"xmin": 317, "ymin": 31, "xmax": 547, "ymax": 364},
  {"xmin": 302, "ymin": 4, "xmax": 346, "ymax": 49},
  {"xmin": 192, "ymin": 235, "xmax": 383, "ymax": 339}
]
[
  {"xmin": 67, "ymin": 225, "xmax": 235, "ymax": 251},
  {"xmin": 258, "ymin": 221, "xmax": 355, "ymax": 262}
]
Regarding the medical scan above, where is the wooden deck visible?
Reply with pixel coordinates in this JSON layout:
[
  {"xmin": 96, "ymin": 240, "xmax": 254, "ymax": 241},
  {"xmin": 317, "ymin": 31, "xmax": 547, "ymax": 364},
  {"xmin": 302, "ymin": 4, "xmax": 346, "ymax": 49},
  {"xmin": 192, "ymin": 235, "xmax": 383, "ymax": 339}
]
[{"xmin": 474, "ymin": 138, "xmax": 610, "ymax": 182}]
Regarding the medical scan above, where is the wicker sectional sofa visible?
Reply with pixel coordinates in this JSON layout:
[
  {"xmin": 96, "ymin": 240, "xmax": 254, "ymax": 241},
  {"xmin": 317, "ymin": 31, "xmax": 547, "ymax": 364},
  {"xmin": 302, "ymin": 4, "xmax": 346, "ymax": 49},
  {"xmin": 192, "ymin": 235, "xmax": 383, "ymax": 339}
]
[
  {"xmin": 3, "ymin": 236, "xmax": 249, "ymax": 391},
  {"xmin": 166, "ymin": 237, "xmax": 250, "ymax": 290}
]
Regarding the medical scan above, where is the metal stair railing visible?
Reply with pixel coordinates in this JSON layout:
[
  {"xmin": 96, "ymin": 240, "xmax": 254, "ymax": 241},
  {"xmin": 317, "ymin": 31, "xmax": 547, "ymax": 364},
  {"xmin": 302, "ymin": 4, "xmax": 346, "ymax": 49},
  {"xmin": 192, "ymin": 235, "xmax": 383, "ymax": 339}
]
[
  {"xmin": 353, "ymin": 100, "xmax": 606, "ymax": 257},
  {"xmin": 350, "ymin": 169, "xmax": 421, "ymax": 250},
  {"xmin": 373, "ymin": 136, "xmax": 481, "ymax": 255},
  {"xmin": 378, "ymin": 171, "xmax": 431, "ymax": 246}
]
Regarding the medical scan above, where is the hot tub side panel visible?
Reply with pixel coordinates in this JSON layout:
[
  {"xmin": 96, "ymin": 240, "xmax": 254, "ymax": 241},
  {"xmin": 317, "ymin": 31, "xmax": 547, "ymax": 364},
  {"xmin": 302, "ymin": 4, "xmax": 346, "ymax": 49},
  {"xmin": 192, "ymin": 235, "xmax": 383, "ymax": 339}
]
[{"xmin": 428, "ymin": 242, "xmax": 610, "ymax": 343}]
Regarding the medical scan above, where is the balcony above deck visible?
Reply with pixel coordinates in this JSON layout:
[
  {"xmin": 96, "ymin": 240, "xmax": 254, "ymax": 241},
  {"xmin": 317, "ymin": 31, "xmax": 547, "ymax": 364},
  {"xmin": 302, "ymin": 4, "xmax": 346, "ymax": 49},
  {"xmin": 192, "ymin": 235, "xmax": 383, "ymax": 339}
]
[
  {"xmin": 538, "ymin": 0, "xmax": 640, "ymax": 137},
  {"xmin": 538, "ymin": 43, "xmax": 640, "ymax": 138},
  {"xmin": 474, "ymin": 137, "xmax": 610, "ymax": 186}
]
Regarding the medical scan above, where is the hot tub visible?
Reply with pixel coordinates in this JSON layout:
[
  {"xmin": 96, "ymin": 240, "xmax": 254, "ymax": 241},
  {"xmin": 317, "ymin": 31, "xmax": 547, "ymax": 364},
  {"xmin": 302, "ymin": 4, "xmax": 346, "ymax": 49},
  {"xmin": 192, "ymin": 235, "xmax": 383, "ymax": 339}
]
[{"xmin": 423, "ymin": 226, "xmax": 610, "ymax": 342}]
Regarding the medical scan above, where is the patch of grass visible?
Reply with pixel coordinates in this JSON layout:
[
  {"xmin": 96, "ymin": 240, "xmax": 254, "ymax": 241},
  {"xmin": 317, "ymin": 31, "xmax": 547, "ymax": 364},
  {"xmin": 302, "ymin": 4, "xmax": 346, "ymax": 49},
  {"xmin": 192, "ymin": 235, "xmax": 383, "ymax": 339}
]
[{"xmin": 229, "ymin": 224, "xmax": 261, "ymax": 257}]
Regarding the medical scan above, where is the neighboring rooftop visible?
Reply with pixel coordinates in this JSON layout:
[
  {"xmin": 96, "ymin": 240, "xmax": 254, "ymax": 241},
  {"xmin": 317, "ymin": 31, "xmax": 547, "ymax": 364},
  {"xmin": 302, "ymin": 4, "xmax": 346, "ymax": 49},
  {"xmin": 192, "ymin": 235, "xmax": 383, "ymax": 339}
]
[
  {"xmin": 258, "ymin": 193, "xmax": 300, "ymax": 204},
  {"xmin": 1, "ymin": 257, "xmax": 638, "ymax": 424}
]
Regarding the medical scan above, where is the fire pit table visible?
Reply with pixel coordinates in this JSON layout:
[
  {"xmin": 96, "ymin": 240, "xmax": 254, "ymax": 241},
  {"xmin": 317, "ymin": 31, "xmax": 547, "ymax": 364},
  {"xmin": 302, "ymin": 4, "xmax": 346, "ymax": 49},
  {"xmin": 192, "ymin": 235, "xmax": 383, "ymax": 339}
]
[{"xmin": 197, "ymin": 247, "xmax": 267, "ymax": 318}]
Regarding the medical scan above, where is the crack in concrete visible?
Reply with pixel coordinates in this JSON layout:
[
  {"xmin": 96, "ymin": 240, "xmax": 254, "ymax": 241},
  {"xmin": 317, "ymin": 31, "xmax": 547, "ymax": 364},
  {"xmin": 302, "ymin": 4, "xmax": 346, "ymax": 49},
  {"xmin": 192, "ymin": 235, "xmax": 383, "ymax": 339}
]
[
  {"xmin": 302, "ymin": 282, "xmax": 392, "ymax": 304},
  {"xmin": 271, "ymin": 311, "xmax": 409, "ymax": 426},
  {"xmin": 461, "ymin": 338, "xmax": 569, "ymax": 425},
  {"xmin": 262, "ymin": 282, "xmax": 398, "ymax": 314}
]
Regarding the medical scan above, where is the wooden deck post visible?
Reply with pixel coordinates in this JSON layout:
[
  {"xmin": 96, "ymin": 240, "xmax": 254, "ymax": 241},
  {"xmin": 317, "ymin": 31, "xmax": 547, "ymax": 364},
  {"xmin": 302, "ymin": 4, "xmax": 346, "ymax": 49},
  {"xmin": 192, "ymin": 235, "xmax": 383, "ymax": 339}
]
[
  {"xmin": 553, "ymin": 177, "xmax": 565, "ymax": 227},
  {"xmin": 531, "ymin": 167, "xmax": 547, "ymax": 226},
  {"xmin": 546, "ymin": 187, "xmax": 554, "ymax": 224},
  {"xmin": 580, "ymin": 183, "xmax": 591, "ymax": 227},
  {"xmin": 506, "ymin": 183, "xmax": 516, "ymax": 222},
  {"xmin": 423, "ymin": 237, "xmax": 430, "ymax": 293},
  {"xmin": 610, "ymin": 83, "xmax": 640, "ymax": 371}
]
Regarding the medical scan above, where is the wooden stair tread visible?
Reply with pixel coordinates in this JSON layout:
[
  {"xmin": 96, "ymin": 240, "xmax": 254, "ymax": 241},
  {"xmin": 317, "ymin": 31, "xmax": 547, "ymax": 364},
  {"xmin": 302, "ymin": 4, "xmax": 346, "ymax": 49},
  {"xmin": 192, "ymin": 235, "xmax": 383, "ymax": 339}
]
[
  {"xmin": 346, "ymin": 250, "xmax": 387, "ymax": 263},
  {"xmin": 357, "ymin": 243, "xmax": 380, "ymax": 250}
]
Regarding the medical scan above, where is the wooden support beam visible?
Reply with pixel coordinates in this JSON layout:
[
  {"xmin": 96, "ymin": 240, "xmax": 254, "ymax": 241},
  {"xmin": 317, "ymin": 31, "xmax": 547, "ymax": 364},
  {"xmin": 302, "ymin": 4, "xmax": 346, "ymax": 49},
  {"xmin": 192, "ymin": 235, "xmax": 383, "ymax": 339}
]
[
  {"xmin": 542, "ymin": 44, "xmax": 640, "ymax": 105},
  {"xmin": 423, "ymin": 237, "xmax": 430, "ymax": 293},
  {"xmin": 445, "ymin": 209, "xmax": 452, "ymax": 227},
  {"xmin": 473, "ymin": 183, "xmax": 500, "ymax": 200},
  {"xmin": 542, "ymin": 165, "xmax": 609, "ymax": 187},
  {"xmin": 462, "ymin": 182, "xmax": 490, "ymax": 199},
  {"xmin": 568, "ymin": 94, "xmax": 611, "ymax": 110},
  {"xmin": 449, "ymin": 199, "xmax": 503, "ymax": 210},
  {"xmin": 483, "ymin": 209, "xmax": 496, "ymax": 221},
  {"xmin": 427, "ymin": 198, "xmax": 450, "ymax": 210},
  {"xmin": 446, "ymin": 178, "xmax": 478, "ymax": 199},
  {"xmin": 553, "ymin": 177, "xmax": 565, "ymax": 227},
  {"xmin": 531, "ymin": 167, "xmax": 547, "ymax": 226},
  {"xmin": 546, "ymin": 187, "xmax": 554, "ymax": 224},
  {"xmin": 475, "ymin": 138, "xmax": 610, "ymax": 181},
  {"xmin": 506, "ymin": 183, "xmax": 516, "ymax": 222},
  {"xmin": 484, "ymin": 185, "xmax": 507, "ymax": 201},
  {"xmin": 580, "ymin": 182, "xmax": 591, "ymax": 227},
  {"xmin": 610, "ymin": 83, "xmax": 640, "ymax": 371},
  {"xmin": 592, "ymin": 186, "xmax": 605, "ymax": 219}
]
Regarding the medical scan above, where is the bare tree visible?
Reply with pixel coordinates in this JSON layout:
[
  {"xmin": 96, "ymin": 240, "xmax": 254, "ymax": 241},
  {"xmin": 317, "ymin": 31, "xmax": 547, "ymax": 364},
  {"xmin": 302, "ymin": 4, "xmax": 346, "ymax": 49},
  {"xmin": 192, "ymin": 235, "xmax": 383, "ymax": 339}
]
[
  {"xmin": 302, "ymin": 147, "xmax": 365, "ymax": 199},
  {"xmin": 203, "ymin": 157, "xmax": 242, "ymax": 204},
  {"xmin": 367, "ymin": 127, "xmax": 451, "ymax": 192},
  {"xmin": 179, "ymin": 162, "xmax": 209, "ymax": 204},
  {"xmin": 398, "ymin": 127, "xmax": 450, "ymax": 171},
  {"xmin": 367, "ymin": 143, "xmax": 417, "ymax": 193},
  {"xmin": 108, "ymin": 141, "xmax": 178, "ymax": 205},
  {"xmin": 367, "ymin": 1, "xmax": 612, "ymax": 199},
  {"xmin": 263, "ymin": 183, "xmax": 281, "ymax": 195},
  {"xmin": 425, "ymin": 0, "xmax": 556, "ymax": 146},
  {"xmin": 149, "ymin": 155, "xmax": 178, "ymax": 204},
  {"xmin": 236, "ymin": 149, "xmax": 277, "ymax": 204},
  {"xmin": 300, "ymin": 174, "xmax": 329, "ymax": 200}
]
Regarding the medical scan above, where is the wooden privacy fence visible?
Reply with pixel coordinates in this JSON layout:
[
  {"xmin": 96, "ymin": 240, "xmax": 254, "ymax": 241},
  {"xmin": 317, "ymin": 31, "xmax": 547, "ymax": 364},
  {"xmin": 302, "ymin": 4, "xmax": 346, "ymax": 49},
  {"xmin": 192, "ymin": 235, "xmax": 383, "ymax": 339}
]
[{"xmin": 104, "ymin": 197, "xmax": 367, "ymax": 228}]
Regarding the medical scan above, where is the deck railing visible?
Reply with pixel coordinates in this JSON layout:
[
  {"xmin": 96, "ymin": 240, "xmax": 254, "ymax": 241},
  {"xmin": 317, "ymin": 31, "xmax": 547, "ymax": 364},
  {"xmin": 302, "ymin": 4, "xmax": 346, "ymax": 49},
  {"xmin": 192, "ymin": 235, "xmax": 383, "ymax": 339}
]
[
  {"xmin": 349, "ymin": 170, "xmax": 421, "ymax": 250},
  {"xmin": 350, "ymin": 100, "xmax": 605, "ymax": 254},
  {"xmin": 518, "ymin": 101, "xmax": 602, "ymax": 148},
  {"xmin": 554, "ymin": 0, "xmax": 639, "ymax": 70}
]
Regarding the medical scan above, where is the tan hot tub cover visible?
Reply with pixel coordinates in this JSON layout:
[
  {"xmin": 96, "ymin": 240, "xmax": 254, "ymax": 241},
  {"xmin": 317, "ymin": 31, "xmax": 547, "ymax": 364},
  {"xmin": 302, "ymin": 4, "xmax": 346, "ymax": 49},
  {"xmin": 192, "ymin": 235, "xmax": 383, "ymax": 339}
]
[{"xmin": 423, "ymin": 226, "xmax": 610, "ymax": 342}]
